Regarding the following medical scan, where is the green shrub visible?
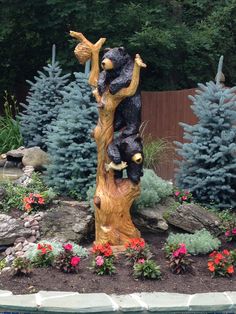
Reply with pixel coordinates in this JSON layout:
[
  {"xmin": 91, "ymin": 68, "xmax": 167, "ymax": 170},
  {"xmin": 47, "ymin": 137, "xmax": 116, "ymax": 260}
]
[
  {"xmin": 166, "ymin": 229, "xmax": 221, "ymax": 255},
  {"xmin": 135, "ymin": 169, "xmax": 173, "ymax": 209},
  {"xmin": 0, "ymin": 91, "xmax": 23, "ymax": 154}
]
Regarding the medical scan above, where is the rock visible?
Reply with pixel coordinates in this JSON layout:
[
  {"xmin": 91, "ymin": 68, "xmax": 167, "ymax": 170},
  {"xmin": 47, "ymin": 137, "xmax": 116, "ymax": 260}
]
[
  {"xmin": 22, "ymin": 147, "xmax": 49, "ymax": 170},
  {"xmin": 14, "ymin": 237, "xmax": 26, "ymax": 245},
  {"xmin": 31, "ymin": 230, "xmax": 36, "ymax": 235},
  {"xmin": 5, "ymin": 247, "xmax": 12, "ymax": 256},
  {"xmin": 15, "ymin": 251, "xmax": 24, "ymax": 257},
  {"xmin": 1, "ymin": 267, "xmax": 11, "ymax": 273},
  {"xmin": 5, "ymin": 255, "xmax": 14, "ymax": 264},
  {"xmin": 0, "ymin": 214, "xmax": 31, "ymax": 246},
  {"xmin": 14, "ymin": 243, "xmax": 23, "ymax": 252},
  {"xmin": 6, "ymin": 147, "xmax": 25, "ymax": 159},
  {"xmin": 35, "ymin": 231, "xmax": 40, "ymax": 239},
  {"xmin": 133, "ymin": 197, "xmax": 175, "ymax": 233},
  {"xmin": 34, "ymin": 216, "xmax": 42, "ymax": 221},
  {"xmin": 165, "ymin": 202, "xmax": 221, "ymax": 234},
  {"xmin": 40, "ymin": 204, "xmax": 94, "ymax": 242},
  {"xmin": 27, "ymin": 236, "xmax": 36, "ymax": 243},
  {"xmin": 24, "ymin": 221, "xmax": 31, "ymax": 228},
  {"xmin": 0, "ymin": 188, "xmax": 6, "ymax": 201},
  {"xmin": 30, "ymin": 220, "xmax": 38, "ymax": 226}
]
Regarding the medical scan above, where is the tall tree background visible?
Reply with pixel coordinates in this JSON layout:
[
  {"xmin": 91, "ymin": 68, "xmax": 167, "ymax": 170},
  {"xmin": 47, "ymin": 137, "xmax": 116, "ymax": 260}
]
[{"xmin": 1, "ymin": 0, "xmax": 236, "ymax": 111}]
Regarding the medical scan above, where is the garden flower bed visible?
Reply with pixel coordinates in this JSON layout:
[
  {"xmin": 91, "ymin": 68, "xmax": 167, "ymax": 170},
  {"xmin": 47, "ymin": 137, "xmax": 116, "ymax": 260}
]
[{"xmin": 0, "ymin": 233, "xmax": 236, "ymax": 296}]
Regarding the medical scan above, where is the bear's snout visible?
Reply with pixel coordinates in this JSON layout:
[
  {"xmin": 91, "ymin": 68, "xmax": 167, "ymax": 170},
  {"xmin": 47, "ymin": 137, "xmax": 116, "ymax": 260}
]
[{"xmin": 101, "ymin": 58, "xmax": 114, "ymax": 70}]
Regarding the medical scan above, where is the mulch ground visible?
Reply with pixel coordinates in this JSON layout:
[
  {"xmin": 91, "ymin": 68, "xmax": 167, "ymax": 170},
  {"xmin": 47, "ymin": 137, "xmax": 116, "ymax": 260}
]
[{"xmin": 0, "ymin": 232, "xmax": 236, "ymax": 295}]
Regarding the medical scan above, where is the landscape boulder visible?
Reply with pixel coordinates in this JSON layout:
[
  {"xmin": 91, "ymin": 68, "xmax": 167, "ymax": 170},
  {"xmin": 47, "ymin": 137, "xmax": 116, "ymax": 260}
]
[
  {"xmin": 165, "ymin": 202, "xmax": 221, "ymax": 234},
  {"xmin": 22, "ymin": 147, "xmax": 49, "ymax": 169},
  {"xmin": 40, "ymin": 200, "xmax": 94, "ymax": 242},
  {"xmin": 0, "ymin": 214, "xmax": 31, "ymax": 245}
]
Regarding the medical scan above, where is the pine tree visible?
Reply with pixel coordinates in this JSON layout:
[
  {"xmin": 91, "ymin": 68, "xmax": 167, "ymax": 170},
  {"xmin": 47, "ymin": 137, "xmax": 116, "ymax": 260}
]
[
  {"xmin": 45, "ymin": 71, "xmax": 98, "ymax": 199},
  {"xmin": 19, "ymin": 45, "xmax": 70, "ymax": 149},
  {"xmin": 175, "ymin": 56, "xmax": 236, "ymax": 209}
]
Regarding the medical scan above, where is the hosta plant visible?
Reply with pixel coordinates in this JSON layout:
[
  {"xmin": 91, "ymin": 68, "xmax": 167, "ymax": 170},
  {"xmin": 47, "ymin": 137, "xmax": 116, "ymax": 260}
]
[
  {"xmin": 11, "ymin": 257, "xmax": 32, "ymax": 276},
  {"xmin": 55, "ymin": 243, "xmax": 81, "ymax": 273},
  {"xmin": 208, "ymin": 250, "xmax": 234, "ymax": 277},
  {"xmin": 133, "ymin": 259, "xmax": 161, "ymax": 280},
  {"xmin": 168, "ymin": 243, "xmax": 194, "ymax": 275},
  {"xmin": 91, "ymin": 243, "xmax": 116, "ymax": 276},
  {"xmin": 124, "ymin": 238, "xmax": 152, "ymax": 265}
]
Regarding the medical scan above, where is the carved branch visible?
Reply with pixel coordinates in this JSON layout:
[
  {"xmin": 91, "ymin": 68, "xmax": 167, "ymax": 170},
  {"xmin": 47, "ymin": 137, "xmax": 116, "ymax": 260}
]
[{"xmin": 70, "ymin": 31, "xmax": 106, "ymax": 87}]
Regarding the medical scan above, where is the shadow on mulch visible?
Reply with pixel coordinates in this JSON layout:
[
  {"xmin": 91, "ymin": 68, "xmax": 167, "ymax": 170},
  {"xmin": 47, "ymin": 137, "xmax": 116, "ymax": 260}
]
[{"xmin": 0, "ymin": 232, "xmax": 236, "ymax": 295}]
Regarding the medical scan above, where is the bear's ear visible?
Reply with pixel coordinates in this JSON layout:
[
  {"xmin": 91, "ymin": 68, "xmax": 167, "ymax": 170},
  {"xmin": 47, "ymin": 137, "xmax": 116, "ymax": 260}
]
[
  {"xmin": 118, "ymin": 47, "xmax": 126, "ymax": 54},
  {"xmin": 103, "ymin": 47, "xmax": 111, "ymax": 53}
]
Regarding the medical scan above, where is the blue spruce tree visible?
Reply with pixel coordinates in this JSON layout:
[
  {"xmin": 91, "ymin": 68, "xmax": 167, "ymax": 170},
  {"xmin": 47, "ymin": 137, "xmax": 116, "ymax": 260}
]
[
  {"xmin": 45, "ymin": 69, "xmax": 98, "ymax": 199},
  {"xmin": 19, "ymin": 45, "xmax": 70, "ymax": 149},
  {"xmin": 175, "ymin": 56, "xmax": 236, "ymax": 209}
]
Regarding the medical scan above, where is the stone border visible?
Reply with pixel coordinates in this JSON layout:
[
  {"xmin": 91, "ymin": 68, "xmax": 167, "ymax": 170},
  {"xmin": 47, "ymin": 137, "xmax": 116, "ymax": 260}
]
[{"xmin": 0, "ymin": 290, "xmax": 236, "ymax": 313}]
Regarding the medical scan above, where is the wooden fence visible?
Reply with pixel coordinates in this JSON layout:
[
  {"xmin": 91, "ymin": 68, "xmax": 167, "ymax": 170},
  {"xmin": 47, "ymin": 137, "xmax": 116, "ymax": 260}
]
[{"xmin": 141, "ymin": 88, "xmax": 197, "ymax": 181}]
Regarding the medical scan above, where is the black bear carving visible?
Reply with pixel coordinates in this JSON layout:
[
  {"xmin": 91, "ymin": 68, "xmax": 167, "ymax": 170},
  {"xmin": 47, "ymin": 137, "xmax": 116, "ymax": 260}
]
[{"xmin": 97, "ymin": 47, "xmax": 143, "ymax": 183}]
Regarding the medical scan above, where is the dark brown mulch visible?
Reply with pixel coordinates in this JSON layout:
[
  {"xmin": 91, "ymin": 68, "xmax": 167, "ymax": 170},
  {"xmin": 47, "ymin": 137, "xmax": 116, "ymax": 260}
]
[{"xmin": 0, "ymin": 233, "xmax": 236, "ymax": 295}]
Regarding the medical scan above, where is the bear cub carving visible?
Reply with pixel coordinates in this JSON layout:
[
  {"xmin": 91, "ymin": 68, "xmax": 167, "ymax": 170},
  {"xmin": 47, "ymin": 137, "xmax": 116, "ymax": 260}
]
[{"xmin": 97, "ymin": 47, "xmax": 143, "ymax": 183}]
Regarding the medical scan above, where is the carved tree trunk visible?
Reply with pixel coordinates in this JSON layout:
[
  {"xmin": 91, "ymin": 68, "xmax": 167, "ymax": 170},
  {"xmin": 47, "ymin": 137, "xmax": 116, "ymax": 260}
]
[{"xmin": 70, "ymin": 31, "xmax": 146, "ymax": 245}]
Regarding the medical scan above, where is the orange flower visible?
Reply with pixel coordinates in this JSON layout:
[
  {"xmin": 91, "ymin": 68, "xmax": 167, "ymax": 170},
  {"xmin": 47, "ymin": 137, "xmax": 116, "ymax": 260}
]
[
  {"xmin": 24, "ymin": 203, "xmax": 32, "ymax": 211},
  {"xmin": 214, "ymin": 258, "xmax": 220, "ymax": 265},
  {"xmin": 227, "ymin": 265, "xmax": 234, "ymax": 274},
  {"xmin": 208, "ymin": 264, "xmax": 215, "ymax": 272}
]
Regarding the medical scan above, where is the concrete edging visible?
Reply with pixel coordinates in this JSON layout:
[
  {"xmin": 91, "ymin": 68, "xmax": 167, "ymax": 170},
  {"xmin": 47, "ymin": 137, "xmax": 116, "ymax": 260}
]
[{"xmin": 0, "ymin": 290, "xmax": 236, "ymax": 313}]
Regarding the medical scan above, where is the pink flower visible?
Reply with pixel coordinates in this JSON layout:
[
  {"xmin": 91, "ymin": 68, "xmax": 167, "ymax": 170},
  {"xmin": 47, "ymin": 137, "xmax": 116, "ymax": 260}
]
[
  {"xmin": 137, "ymin": 258, "xmax": 145, "ymax": 264},
  {"xmin": 182, "ymin": 195, "xmax": 187, "ymax": 201},
  {"xmin": 232, "ymin": 229, "xmax": 236, "ymax": 235},
  {"xmin": 184, "ymin": 190, "xmax": 190, "ymax": 195},
  {"xmin": 225, "ymin": 231, "xmax": 230, "ymax": 237},
  {"xmin": 175, "ymin": 191, "xmax": 180, "ymax": 196},
  {"xmin": 70, "ymin": 256, "xmax": 80, "ymax": 267},
  {"xmin": 63, "ymin": 243, "xmax": 73, "ymax": 251},
  {"xmin": 95, "ymin": 255, "xmax": 104, "ymax": 266},
  {"xmin": 178, "ymin": 243, "xmax": 187, "ymax": 255}
]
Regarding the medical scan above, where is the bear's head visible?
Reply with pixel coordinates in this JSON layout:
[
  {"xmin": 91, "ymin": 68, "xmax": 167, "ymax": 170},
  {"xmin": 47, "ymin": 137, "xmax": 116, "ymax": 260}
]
[{"xmin": 101, "ymin": 47, "xmax": 130, "ymax": 71}]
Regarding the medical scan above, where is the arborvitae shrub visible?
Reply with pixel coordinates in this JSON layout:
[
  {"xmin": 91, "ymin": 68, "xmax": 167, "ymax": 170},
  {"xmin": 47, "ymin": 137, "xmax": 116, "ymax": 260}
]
[
  {"xmin": 19, "ymin": 45, "xmax": 70, "ymax": 149},
  {"xmin": 45, "ymin": 72, "xmax": 98, "ymax": 199},
  {"xmin": 166, "ymin": 229, "xmax": 221, "ymax": 255},
  {"xmin": 175, "ymin": 57, "xmax": 236, "ymax": 209},
  {"xmin": 135, "ymin": 169, "xmax": 173, "ymax": 209}
]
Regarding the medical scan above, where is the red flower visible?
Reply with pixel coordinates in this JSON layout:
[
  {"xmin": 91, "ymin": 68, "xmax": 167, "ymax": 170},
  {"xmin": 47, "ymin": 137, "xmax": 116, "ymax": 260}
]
[
  {"xmin": 208, "ymin": 262, "xmax": 215, "ymax": 272},
  {"xmin": 70, "ymin": 256, "xmax": 80, "ymax": 267},
  {"xmin": 223, "ymin": 249, "xmax": 230, "ymax": 256},
  {"xmin": 41, "ymin": 248, "xmax": 47, "ymax": 255},
  {"xmin": 209, "ymin": 251, "xmax": 217, "ymax": 258},
  {"xmin": 37, "ymin": 243, "xmax": 43, "ymax": 250},
  {"xmin": 175, "ymin": 191, "xmax": 180, "ymax": 196},
  {"xmin": 225, "ymin": 231, "xmax": 230, "ymax": 237},
  {"xmin": 38, "ymin": 197, "xmax": 45, "ymax": 205},
  {"xmin": 215, "ymin": 253, "xmax": 223, "ymax": 260},
  {"xmin": 64, "ymin": 243, "xmax": 73, "ymax": 251},
  {"xmin": 182, "ymin": 195, "xmax": 187, "ymax": 201}
]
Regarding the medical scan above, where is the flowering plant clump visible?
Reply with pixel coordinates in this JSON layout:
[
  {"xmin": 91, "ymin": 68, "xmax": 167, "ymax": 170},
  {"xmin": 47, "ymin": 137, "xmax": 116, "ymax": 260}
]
[
  {"xmin": 133, "ymin": 259, "xmax": 161, "ymax": 280},
  {"xmin": 124, "ymin": 238, "xmax": 152, "ymax": 265},
  {"xmin": 55, "ymin": 243, "xmax": 81, "ymax": 273},
  {"xmin": 23, "ymin": 193, "xmax": 45, "ymax": 212},
  {"xmin": 225, "ymin": 228, "xmax": 236, "ymax": 242},
  {"xmin": 91, "ymin": 243, "xmax": 116, "ymax": 275},
  {"xmin": 208, "ymin": 250, "xmax": 234, "ymax": 277},
  {"xmin": 174, "ymin": 189, "xmax": 192, "ymax": 203},
  {"xmin": 32, "ymin": 243, "xmax": 54, "ymax": 267},
  {"xmin": 168, "ymin": 243, "xmax": 194, "ymax": 274},
  {"xmin": 164, "ymin": 242, "xmax": 180, "ymax": 258}
]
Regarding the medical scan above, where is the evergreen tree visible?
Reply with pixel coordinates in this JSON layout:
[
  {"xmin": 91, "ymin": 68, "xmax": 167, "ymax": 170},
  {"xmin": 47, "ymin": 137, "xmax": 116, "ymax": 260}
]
[
  {"xmin": 175, "ymin": 57, "xmax": 236, "ymax": 209},
  {"xmin": 19, "ymin": 45, "xmax": 70, "ymax": 149},
  {"xmin": 45, "ymin": 71, "xmax": 98, "ymax": 199}
]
